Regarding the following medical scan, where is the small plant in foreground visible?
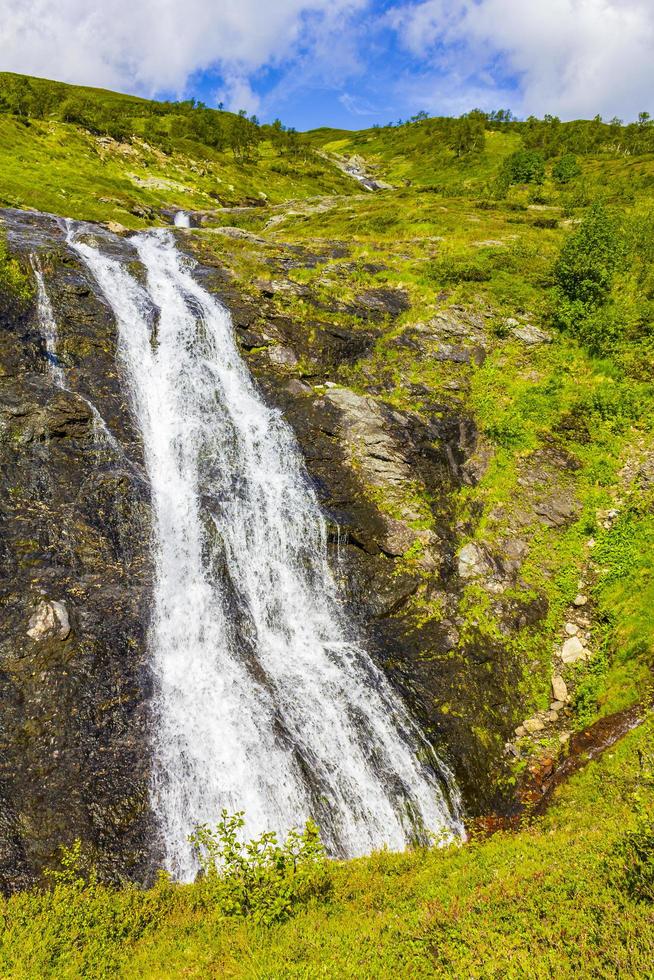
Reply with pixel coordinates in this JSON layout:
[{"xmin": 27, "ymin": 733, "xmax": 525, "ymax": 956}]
[{"xmin": 188, "ymin": 809, "xmax": 331, "ymax": 924}]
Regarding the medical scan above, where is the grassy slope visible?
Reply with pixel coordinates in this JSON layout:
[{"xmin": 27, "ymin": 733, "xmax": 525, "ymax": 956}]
[
  {"xmin": 2, "ymin": 77, "xmax": 654, "ymax": 974},
  {"xmin": 0, "ymin": 73, "xmax": 356, "ymax": 225},
  {"xmin": 2, "ymin": 719, "xmax": 653, "ymax": 978}
]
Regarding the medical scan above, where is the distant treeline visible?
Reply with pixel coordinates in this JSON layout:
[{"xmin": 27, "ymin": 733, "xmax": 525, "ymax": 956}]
[
  {"xmin": 3, "ymin": 72, "xmax": 652, "ymax": 165},
  {"xmin": 378, "ymin": 108, "xmax": 654, "ymax": 159},
  {"xmin": 0, "ymin": 73, "xmax": 308, "ymax": 162}
]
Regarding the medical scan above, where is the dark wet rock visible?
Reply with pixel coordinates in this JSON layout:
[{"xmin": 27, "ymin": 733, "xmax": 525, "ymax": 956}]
[
  {"xmin": 353, "ymin": 288, "xmax": 410, "ymax": 319},
  {"xmin": 0, "ymin": 207, "xmax": 551, "ymax": 890},
  {"xmin": 0, "ymin": 208, "xmax": 153, "ymax": 892}
]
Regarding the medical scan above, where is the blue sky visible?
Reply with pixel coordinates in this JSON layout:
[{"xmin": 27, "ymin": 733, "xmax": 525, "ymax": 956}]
[{"xmin": 2, "ymin": 1, "xmax": 653, "ymax": 130}]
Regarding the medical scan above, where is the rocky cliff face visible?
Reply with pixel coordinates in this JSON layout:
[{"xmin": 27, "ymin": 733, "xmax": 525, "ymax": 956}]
[
  {"xmin": 0, "ymin": 210, "xmax": 154, "ymax": 890},
  {"xmin": 0, "ymin": 209, "xmax": 543, "ymax": 888}
]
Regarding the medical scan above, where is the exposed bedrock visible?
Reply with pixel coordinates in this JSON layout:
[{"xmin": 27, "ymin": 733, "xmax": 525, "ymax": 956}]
[{"xmin": 0, "ymin": 210, "xmax": 153, "ymax": 890}]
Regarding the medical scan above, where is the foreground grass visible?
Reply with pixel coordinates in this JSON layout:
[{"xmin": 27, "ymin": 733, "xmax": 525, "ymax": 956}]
[{"xmin": 1, "ymin": 718, "xmax": 653, "ymax": 978}]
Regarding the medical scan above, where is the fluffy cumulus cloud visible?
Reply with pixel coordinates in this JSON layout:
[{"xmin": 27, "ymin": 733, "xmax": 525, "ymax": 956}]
[
  {"xmin": 389, "ymin": 0, "xmax": 654, "ymax": 120},
  {"xmin": 0, "ymin": 0, "xmax": 652, "ymax": 123},
  {"xmin": 0, "ymin": 0, "xmax": 367, "ymax": 109}
]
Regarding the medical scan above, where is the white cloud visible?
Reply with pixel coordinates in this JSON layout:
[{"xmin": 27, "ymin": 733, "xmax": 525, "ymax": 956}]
[
  {"xmin": 389, "ymin": 0, "xmax": 654, "ymax": 120},
  {"xmin": 216, "ymin": 74, "xmax": 261, "ymax": 116},
  {"xmin": 0, "ymin": 0, "xmax": 367, "ymax": 103},
  {"xmin": 339, "ymin": 92, "xmax": 380, "ymax": 116}
]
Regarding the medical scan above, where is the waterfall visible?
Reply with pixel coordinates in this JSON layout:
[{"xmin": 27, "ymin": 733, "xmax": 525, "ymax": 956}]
[
  {"xmin": 30, "ymin": 253, "xmax": 66, "ymax": 387},
  {"xmin": 69, "ymin": 227, "xmax": 463, "ymax": 880},
  {"xmin": 173, "ymin": 211, "xmax": 191, "ymax": 228}
]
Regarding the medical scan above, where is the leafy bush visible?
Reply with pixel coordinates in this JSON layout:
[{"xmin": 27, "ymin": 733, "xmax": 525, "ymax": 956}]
[
  {"xmin": 188, "ymin": 810, "xmax": 330, "ymax": 925},
  {"xmin": 555, "ymin": 204, "xmax": 624, "ymax": 307},
  {"xmin": 504, "ymin": 149, "xmax": 546, "ymax": 185},
  {"xmin": 426, "ymin": 255, "xmax": 491, "ymax": 284},
  {"xmin": 552, "ymin": 153, "xmax": 581, "ymax": 184},
  {"xmin": 553, "ymin": 204, "xmax": 628, "ymax": 353},
  {"xmin": 613, "ymin": 813, "xmax": 654, "ymax": 902},
  {"xmin": 532, "ymin": 216, "xmax": 558, "ymax": 229},
  {"xmin": 610, "ymin": 738, "xmax": 654, "ymax": 903}
]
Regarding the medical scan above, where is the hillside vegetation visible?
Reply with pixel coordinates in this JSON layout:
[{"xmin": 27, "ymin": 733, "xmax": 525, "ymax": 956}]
[
  {"xmin": 2, "ymin": 74, "xmax": 654, "ymax": 976},
  {"xmin": 0, "ymin": 72, "xmax": 355, "ymax": 223},
  {"xmin": 1, "ymin": 720, "xmax": 653, "ymax": 977}
]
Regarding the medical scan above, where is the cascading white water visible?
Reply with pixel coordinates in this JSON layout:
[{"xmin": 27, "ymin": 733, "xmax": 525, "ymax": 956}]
[
  {"xmin": 30, "ymin": 253, "xmax": 66, "ymax": 387},
  {"xmin": 70, "ymin": 226, "xmax": 463, "ymax": 880},
  {"xmin": 173, "ymin": 211, "xmax": 191, "ymax": 228}
]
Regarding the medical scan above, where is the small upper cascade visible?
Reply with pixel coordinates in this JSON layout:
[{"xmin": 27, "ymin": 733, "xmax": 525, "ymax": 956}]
[
  {"xmin": 31, "ymin": 237, "xmax": 134, "ymax": 464},
  {"xmin": 173, "ymin": 211, "xmax": 191, "ymax": 228},
  {"xmin": 30, "ymin": 253, "xmax": 66, "ymax": 387},
  {"xmin": 69, "ymin": 225, "xmax": 464, "ymax": 881}
]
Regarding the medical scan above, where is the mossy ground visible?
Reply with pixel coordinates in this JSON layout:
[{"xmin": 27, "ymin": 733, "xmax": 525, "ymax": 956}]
[{"xmin": 0, "ymin": 114, "xmax": 354, "ymax": 226}]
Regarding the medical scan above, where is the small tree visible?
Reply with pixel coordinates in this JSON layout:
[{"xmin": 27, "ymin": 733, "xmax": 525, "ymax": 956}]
[
  {"xmin": 448, "ymin": 112, "xmax": 486, "ymax": 158},
  {"xmin": 554, "ymin": 203, "xmax": 624, "ymax": 307},
  {"xmin": 188, "ymin": 810, "xmax": 330, "ymax": 925},
  {"xmin": 552, "ymin": 153, "xmax": 581, "ymax": 184},
  {"xmin": 503, "ymin": 149, "xmax": 546, "ymax": 185},
  {"xmin": 553, "ymin": 203, "xmax": 627, "ymax": 354}
]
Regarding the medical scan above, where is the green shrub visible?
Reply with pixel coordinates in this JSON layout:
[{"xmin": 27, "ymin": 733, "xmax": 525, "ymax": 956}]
[
  {"xmin": 532, "ymin": 216, "xmax": 558, "ymax": 229},
  {"xmin": 552, "ymin": 153, "xmax": 581, "ymax": 184},
  {"xmin": 188, "ymin": 809, "xmax": 330, "ymax": 925},
  {"xmin": 503, "ymin": 149, "xmax": 546, "ymax": 185},
  {"xmin": 553, "ymin": 204, "xmax": 629, "ymax": 353},
  {"xmin": 426, "ymin": 255, "xmax": 491, "ymax": 284},
  {"xmin": 554, "ymin": 204, "xmax": 624, "ymax": 308},
  {"xmin": 610, "ymin": 739, "xmax": 654, "ymax": 903},
  {"xmin": 613, "ymin": 813, "xmax": 654, "ymax": 902}
]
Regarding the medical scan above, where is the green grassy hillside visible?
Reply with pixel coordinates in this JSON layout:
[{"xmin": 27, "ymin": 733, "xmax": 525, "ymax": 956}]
[
  {"xmin": 0, "ymin": 72, "xmax": 356, "ymax": 224},
  {"xmin": 2, "ymin": 74, "xmax": 654, "ymax": 976}
]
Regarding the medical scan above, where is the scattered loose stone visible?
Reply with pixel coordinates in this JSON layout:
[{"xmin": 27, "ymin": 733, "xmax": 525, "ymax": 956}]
[
  {"xmin": 515, "ymin": 725, "xmax": 526, "ymax": 738},
  {"xmin": 285, "ymin": 379, "xmax": 312, "ymax": 396},
  {"xmin": 559, "ymin": 732, "xmax": 571, "ymax": 744},
  {"xmin": 523, "ymin": 717, "xmax": 545, "ymax": 734},
  {"xmin": 561, "ymin": 636, "xmax": 586, "ymax": 664},
  {"xmin": 106, "ymin": 220, "xmax": 128, "ymax": 235},
  {"xmin": 550, "ymin": 700, "xmax": 565, "ymax": 711},
  {"xmin": 564, "ymin": 622, "xmax": 579, "ymax": 636},
  {"xmin": 457, "ymin": 542, "xmax": 485, "ymax": 580},
  {"xmin": 511, "ymin": 322, "xmax": 552, "ymax": 345},
  {"xmin": 573, "ymin": 594, "xmax": 588, "ymax": 606},
  {"xmin": 547, "ymin": 710, "xmax": 559, "ymax": 722},
  {"xmin": 267, "ymin": 345, "xmax": 299, "ymax": 368},
  {"xmin": 552, "ymin": 675, "xmax": 568, "ymax": 702},
  {"xmin": 27, "ymin": 600, "xmax": 71, "ymax": 641}
]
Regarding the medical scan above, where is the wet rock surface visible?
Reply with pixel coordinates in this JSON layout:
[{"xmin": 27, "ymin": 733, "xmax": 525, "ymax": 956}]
[
  {"xmin": 0, "ymin": 209, "xmax": 154, "ymax": 891},
  {"xmin": 190, "ymin": 242, "xmax": 535, "ymax": 812}
]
